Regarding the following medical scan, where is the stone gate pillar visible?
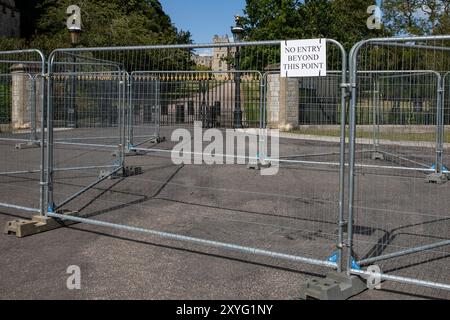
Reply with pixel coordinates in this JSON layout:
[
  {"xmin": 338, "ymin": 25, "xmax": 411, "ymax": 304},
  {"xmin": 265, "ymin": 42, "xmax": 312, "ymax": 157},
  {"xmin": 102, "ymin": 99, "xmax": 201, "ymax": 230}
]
[
  {"xmin": 280, "ymin": 77, "xmax": 299, "ymax": 129},
  {"xmin": 266, "ymin": 69, "xmax": 299, "ymax": 130},
  {"xmin": 10, "ymin": 64, "xmax": 42, "ymax": 132}
]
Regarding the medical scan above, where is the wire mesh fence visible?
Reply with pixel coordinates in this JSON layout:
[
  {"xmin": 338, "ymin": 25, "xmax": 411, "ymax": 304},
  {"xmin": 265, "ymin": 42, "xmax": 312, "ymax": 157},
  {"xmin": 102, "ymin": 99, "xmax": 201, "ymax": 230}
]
[
  {"xmin": 47, "ymin": 70, "xmax": 126, "ymax": 212},
  {"xmin": 44, "ymin": 39, "xmax": 348, "ymax": 276},
  {"xmin": 275, "ymin": 73, "xmax": 345, "ymax": 170},
  {"xmin": 128, "ymin": 70, "xmax": 264, "ymax": 151},
  {"xmin": 258, "ymin": 41, "xmax": 349, "ymax": 276},
  {"xmin": 1, "ymin": 36, "xmax": 449, "ymax": 297},
  {"xmin": 128, "ymin": 72, "xmax": 161, "ymax": 149},
  {"xmin": 348, "ymin": 36, "xmax": 450, "ymax": 295},
  {"xmin": 353, "ymin": 71, "xmax": 440, "ymax": 174},
  {"xmin": 0, "ymin": 50, "xmax": 45, "ymax": 215}
]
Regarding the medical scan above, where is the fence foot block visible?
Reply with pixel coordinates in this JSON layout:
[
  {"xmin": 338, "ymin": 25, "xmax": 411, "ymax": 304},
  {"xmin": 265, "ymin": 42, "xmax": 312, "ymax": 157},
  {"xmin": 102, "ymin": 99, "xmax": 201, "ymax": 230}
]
[
  {"xmin": 124, "ymin": 149, "xmax": 147, "ymax": 157},
  {"xmin": 371, "ymin": 152, "xmax": 385, "ymax": 161},
  {"xmin": 99, "ymin": 166, "xmax": 143, "ymax": 180},
  {"xmin": 112, "ymin": 149, "xmax": 145, "ymax": 157},
  {"xmin": 153, "ymin": 136, "xmax": 166, "ymax": 144},
  {"xmin": 299, "ymin": 272, "xmax": 366, "ymax": 300},
  {"xmin": 15, "ymin": 141, "xmax": 41, "ymax": 150},
  {"xmin": 4, "ymin": 211, "xmax": 79, "ymax": 238},
  {"xmin": 247, "ymin": 161, "xmax": 271, "ymax": 171},
  {"xmin": 425, "ymin": 173, "xmax": 448, "ymax": 184}
]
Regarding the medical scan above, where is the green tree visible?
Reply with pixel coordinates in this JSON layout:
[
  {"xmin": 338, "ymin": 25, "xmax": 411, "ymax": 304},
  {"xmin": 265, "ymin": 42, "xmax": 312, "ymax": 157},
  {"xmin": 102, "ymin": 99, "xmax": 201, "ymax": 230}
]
[
  {"xmin": 382, "ymin": 0, "xmax": 450, "ymax": 35},
  {"xmin": 435, "ymin": 11, "xmax": 450, "ymax": 35},
  {"xmin": 242, "ymin": 0, "xmax": 302, "ymax": 40},
  {"xmin": 241, "ymin": 0, "xmax": 384, "ymax": 49},
  {"xmin": 327, "ymin": 0, "xmax": 388, "ymax": 48},
  {"xmin": 0, "ymin": 0, "xmax": 191, "ymax": 53}
]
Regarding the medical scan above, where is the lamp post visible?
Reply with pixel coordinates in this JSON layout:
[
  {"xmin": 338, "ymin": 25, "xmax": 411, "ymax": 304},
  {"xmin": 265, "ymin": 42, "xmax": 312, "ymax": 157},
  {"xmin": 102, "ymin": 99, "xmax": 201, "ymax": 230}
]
[
  {"xmin": 68, "ymin": 25, "xmax": 82, "ymax": 46},
  {"xmin": 231, "ymin": 15, "xmax": 244, "ymax": 129},
  {"xmin": 67, "ymin": 5, "xmax": 82, "ymax": 128}
]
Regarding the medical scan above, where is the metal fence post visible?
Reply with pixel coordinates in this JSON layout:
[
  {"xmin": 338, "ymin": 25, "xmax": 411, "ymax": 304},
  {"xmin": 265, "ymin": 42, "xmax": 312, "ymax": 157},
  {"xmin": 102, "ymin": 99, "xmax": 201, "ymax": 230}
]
[
  {"xmin": 346, "ymin": 41, "xmax": 360, "ymax": 275},
  {"xmin": 46, "ymin": 61, "xmax": 54, "ymax": 213},
  {"xmin": 38, "ymin": 74, "xmax": 46, "ymax": 217},
  {"xmin": 29, "ymin": 76, "xmax": 37, "ymax": 142},
  {"xmin": 436, "ymin": 75, "xmax": 444, "ymax": 174},
  {"xmin": 127, "ymin": 74, "xmax": 133, "ymax": 151}
]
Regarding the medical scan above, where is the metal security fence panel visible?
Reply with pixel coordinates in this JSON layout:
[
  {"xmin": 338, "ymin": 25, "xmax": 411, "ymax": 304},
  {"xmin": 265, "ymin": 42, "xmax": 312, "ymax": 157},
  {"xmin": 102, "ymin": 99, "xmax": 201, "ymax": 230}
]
[
  {"xmin": 348, "ymin": 36, "xmax": 450, "ymax": 295},
  {"xmin": 357, "ymin": 72, "xmax": 439, "ymax": 125},
  {"xmin": 128, "ymin": 73, "xmax": 161, "ymax": 148},
  {"xmin": 44, "ymin": 39, "xmax": 348, "ymax": 283},
  {"xmin": 273, "ymin": 71, "xmax": 347, "ymax": 169},
  {"xmin": 354, "ymin": 71, "xmax": 440, "ymax": 173},
  {"xmin": 0, "ymin": 50, "xmax": 46, "ymax": 216},
  {"xmin": 267, "ymin": 40, "xmax": 348, "ymax": 197},
  {"xmin": 47, "ymin": 71, "xmax": 126, "ymax": 212},
  {"xmin": 47, "ymin": 55, "xmax": 127, "ymax": 214},
  {"xmin": 297, "ymin": 73, "xmax": 342, "ymax": 125},
  {"xmin": 129, "ymin": 70, "xmax": 263, "ymax": 150},
  {"xmin": 262, "ymin": 40, "xmax": 349, "ymax": 276}
]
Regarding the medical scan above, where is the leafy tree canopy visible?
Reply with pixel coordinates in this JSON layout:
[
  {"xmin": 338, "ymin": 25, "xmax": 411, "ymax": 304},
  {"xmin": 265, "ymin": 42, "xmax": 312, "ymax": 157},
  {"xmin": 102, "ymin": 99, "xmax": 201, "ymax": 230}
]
[
  {"xmin": 382, "ymin": 0, "xmax": 450, "ymax": 36},
  {"xmin": 241, "ymin": 0, "xmax": 386, "ymax": 50},
  {"xmin": 1, "ymin": 0, "xmax": 191, "ymax": 53},
  {"xmin": 241, "ymin": 0, "xmax": 449, "ymax": 48}
]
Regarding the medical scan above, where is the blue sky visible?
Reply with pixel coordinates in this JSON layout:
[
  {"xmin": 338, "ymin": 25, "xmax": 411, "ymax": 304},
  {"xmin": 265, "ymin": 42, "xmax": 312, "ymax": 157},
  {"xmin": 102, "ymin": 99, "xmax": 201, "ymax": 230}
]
[
  {"xmin": 160, "ymin": 0, "xmax": 246, "ymax": 45},
  {"xmin": 160, "ymin": 0, "xmax": 384, "ymax": 48}
]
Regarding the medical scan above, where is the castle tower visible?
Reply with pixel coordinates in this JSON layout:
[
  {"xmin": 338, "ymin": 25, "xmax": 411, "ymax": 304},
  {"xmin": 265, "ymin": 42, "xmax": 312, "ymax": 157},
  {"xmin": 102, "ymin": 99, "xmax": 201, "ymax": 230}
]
[{"xmin": 212, "ymin": 35, "xmax": 235, "ymax": 73}]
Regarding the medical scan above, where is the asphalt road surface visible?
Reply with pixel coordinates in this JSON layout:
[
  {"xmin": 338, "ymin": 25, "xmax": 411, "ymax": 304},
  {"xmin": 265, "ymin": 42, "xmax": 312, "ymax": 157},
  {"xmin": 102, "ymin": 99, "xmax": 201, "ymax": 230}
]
[{"xmin": 0, "ymin": 128, "xmax": 449, "ymax": 300}]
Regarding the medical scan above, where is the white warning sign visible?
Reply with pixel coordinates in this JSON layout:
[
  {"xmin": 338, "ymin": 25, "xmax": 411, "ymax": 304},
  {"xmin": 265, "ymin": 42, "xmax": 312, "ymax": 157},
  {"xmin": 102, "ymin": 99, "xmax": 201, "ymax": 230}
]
[{"xmin": 281, "ymin": 39, "xmax": 327, "ymax": 77}]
